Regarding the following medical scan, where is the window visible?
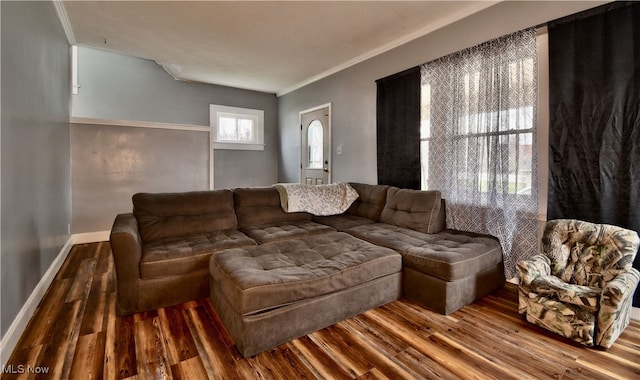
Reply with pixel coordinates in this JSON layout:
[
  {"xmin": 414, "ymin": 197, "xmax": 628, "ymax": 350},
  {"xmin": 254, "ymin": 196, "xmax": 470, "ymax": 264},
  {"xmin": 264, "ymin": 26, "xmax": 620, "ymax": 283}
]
[
  {"xmin": 421, "ymin": 92, "xmax": 535, "ymax": 196},
  {"xmin": 307, "ymin": 120, "xmax": 323, "ymax": 169},
  {"xmin": 421, "ymin": 36, "xmax": 536, "ymax": 201},
  {"xmin": 210, "ymin": 104, "xmax": 264, "ymax": 150},
  {"xmin": 420, "ymin": 28, "xmax": 539, "ymax": 281}
]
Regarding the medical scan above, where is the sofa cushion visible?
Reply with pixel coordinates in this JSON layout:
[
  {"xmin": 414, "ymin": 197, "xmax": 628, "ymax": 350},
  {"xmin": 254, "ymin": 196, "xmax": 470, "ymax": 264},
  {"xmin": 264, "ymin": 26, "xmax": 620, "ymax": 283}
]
[
  {"xmin": 133, "ymin": 190, "xmax": 238, "ymax": 243},
  {"xmin": 240, "ymin": 221, "xmax": 335, "ymax": 244},
  {"xmin": 312, "ymin": 183, "xmax": 389, "ymax": 231},
  {"xmin": 313, "ymin": 214, "xmax": 376, "ymax": 231},
  {"xmin": 140, "ymin": 229, "xmax": 256, "ymax": 279},
  {"xmin": 347, "ymin": 224, "xmax": 502, "ymax": 282},
  {"xmin": 380, "ymin": 188, "xmax": 445, "ymax": 234},
  {"xmin": 209, "ymin": 232, "xmax": 402, "ymax": 316},
  {"xmin": 234, "ymin": 186, "xmax": 311, "ymax": 228},
  {"xmin": 346, "ymin": 183, "xmax": 390, "ymax": 220}
]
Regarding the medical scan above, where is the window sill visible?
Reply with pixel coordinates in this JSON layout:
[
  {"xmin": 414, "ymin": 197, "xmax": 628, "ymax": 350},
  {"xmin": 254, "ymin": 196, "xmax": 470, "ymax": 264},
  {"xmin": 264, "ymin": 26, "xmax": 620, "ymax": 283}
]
[{"xmin": 213, "ymin": 142, "xmax": 265, "ymax": 151}]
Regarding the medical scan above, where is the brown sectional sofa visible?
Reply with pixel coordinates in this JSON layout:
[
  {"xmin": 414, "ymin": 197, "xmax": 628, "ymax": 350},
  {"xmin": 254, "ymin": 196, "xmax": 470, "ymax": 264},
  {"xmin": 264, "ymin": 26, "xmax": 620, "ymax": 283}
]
[{"xmin": 110, "ymin": 182, "xmax": 505, "ymax": 356}]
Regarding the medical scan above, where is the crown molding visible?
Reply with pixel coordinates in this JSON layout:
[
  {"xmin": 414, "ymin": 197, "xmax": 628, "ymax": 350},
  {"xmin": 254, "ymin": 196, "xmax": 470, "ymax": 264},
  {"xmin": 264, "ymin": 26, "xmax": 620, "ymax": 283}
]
[{"xmin": 53, "ymin": 0, "xmax": 76, "ymax": 45}]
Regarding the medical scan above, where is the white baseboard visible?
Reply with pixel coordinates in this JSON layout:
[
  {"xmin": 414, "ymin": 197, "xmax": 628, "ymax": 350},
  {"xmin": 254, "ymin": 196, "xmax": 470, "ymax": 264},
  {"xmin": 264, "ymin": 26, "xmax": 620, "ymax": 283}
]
[
  {"xmin": 0, "ymin": 230, "xmax": 110, "ymax": 366},
  {"xmin": 72, "ymin": 230, "xmax": 110, "ymax": 245},
  {"xmin": 0, "ymin": 236, "xmax": 74, "ymax": 367}
]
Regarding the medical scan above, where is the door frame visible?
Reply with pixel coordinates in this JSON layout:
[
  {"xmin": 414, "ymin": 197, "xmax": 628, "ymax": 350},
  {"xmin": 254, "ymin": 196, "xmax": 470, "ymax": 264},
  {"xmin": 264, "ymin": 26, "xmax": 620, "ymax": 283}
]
[{"xmin": 299, "ymin": 103, "xmax": 332, "ymax": 184}]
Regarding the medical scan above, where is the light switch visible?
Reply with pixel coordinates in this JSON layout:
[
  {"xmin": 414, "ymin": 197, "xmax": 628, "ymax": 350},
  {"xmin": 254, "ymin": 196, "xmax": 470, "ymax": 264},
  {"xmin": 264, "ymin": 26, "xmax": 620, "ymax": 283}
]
[{"xmin": 336, "ymin": 145, "xmax": 343, "ymax": 155}]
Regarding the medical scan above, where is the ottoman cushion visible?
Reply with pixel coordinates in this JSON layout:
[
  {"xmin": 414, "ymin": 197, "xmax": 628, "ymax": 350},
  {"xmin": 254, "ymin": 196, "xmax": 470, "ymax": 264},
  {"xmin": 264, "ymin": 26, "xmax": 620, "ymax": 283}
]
[{"xmin": 209, "ymin": 232, "xmax": 402, "ymax": 316}]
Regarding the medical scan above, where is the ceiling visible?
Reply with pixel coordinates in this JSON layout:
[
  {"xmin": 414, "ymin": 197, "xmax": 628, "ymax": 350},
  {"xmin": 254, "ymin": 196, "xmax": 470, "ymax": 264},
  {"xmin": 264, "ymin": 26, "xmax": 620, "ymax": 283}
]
[{"xmin": 60, "ymin": 1, "xmax": 499, "ymax": 95}]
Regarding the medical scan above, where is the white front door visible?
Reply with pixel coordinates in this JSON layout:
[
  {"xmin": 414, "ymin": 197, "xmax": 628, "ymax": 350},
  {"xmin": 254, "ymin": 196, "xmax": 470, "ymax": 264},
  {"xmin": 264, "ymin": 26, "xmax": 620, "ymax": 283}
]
[{"xmin": 300, "ymin": 105, "xmax": 331, "ymax": 185}]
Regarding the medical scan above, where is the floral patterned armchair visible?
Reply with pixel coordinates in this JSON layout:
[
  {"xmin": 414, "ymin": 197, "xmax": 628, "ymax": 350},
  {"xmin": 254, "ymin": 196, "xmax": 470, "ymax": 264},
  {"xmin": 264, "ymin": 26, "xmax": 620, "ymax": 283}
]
[{"xmin": 517, "ymin": 219, "xmax": 640, "ymax": 348}]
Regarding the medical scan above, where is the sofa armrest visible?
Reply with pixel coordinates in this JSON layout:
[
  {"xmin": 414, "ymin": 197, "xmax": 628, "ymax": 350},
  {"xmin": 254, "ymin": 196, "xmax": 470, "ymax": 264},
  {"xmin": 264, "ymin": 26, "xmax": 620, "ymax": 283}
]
[
  {"xmin": 601, "ymin": 269, "xmax": 640, "ymax": 309},
  {"xmin": 529, "ymin": 275, "xmax": 600, "ymax": 311},
  {"xmin": 516, "ymin": 254, "xmax": 551, "ymax": 289},
  {"xmin": 110, "ymin": 213, "xmax": 143, "ymax": 288},
  {"xmin": 516, "ymin": 254, "xmax": 551, "ymax": 314},
  {"xmin": 596, "ymin": 268, "xmax": 640, "ymax": 348}
]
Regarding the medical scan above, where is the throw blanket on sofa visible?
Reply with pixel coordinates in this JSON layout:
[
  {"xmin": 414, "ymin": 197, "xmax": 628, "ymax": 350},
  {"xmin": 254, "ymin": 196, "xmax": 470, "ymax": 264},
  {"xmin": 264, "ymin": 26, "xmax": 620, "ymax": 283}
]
[{"xmin": 275, "ymin": 182, "xmax": 359, "ymax": 216}]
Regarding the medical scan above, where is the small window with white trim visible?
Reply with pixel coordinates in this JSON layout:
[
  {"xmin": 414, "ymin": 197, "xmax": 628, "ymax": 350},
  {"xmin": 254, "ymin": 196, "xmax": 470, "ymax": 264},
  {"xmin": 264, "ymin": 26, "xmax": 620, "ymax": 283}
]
[{"xmin": 210, "ymin": 104, "xmax": 264, "ymax": 150}]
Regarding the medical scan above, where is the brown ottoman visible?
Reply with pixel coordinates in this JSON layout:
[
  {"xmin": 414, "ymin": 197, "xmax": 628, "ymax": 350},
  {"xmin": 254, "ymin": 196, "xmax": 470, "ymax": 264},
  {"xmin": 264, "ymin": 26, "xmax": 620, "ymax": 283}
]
[{"xmin": 209, "ymin": 232, "xmax": 402, "ymax": 357}]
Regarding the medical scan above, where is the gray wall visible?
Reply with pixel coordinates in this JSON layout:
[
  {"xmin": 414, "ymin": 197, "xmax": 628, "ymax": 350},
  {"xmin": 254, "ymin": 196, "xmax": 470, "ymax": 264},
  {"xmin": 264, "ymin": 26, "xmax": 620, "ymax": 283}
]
[
  {"xmin": 1, "ymin": 1, "xmax": 71, "ymax": 337},
  {"xmin": 277, "ymin": 1, "xmax": 609, "ymax": 184},
  {"xmin": 71, "ymin": 47, "xmax": 278, "ymax": 233},
  {"xmin": 71, "ymin": 124, "xmax": 209, "ymax": 232}
]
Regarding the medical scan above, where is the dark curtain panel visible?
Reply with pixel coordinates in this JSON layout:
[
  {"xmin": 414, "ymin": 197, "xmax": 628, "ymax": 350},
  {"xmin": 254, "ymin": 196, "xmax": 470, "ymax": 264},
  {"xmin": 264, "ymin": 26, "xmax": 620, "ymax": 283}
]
[
  {"xmin": 548, "ymin": 2, "xmax": 640, "ymax": 306},
  {"xmin": 376, "ymin": 66, "xmax": 421, "ymax": 189}
]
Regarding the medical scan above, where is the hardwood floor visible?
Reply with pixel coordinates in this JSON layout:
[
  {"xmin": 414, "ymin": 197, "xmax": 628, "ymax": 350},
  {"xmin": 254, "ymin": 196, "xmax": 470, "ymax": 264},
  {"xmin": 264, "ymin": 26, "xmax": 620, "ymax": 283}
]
[{"xmin": 4, "ymin": 242, "xmax": 640, "ymax": 379}]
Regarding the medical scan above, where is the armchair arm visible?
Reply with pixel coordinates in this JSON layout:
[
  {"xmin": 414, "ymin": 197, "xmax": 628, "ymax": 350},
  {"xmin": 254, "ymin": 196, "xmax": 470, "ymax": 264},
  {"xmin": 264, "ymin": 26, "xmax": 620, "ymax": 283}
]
[
  {"xmin": 110, "ymin": 213, "xmax": 143, "ymax": 315},
  {"xmin": 527, "ymin": 275, "xmax": 600, "ymax": 312},
  {"xmin": 596, "ymin": 268, "xmax": 640, "ymax": 348},
  {"xmin": 516, "ymin": 254, "xmax": 552, "ymax": 315},
  {"xmin": 516, "ymin": 254, "xmax": 551, "ymax": 290}
]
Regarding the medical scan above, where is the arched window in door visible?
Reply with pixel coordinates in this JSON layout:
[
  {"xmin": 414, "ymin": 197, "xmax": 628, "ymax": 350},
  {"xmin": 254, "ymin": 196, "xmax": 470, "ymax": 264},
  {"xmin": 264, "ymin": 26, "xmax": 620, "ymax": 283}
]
[{"xmin": 307, "ymin": 120, "xmax": 323, "ymax": 169}]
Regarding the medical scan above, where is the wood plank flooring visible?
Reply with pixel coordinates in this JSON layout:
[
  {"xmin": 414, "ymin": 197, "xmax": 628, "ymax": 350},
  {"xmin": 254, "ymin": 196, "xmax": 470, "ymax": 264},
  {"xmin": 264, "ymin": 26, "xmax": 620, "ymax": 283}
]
[{"xmin": 4, "ymin": 242, "xmax": 640, "ymax": 379}]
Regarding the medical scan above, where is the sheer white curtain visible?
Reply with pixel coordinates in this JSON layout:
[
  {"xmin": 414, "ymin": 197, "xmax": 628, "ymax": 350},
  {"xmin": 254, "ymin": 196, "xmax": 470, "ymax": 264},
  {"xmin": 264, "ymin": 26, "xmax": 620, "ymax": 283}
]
[{"xmin": 421, "ymin": 28, "xmax": 538, "ymax": 279}]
